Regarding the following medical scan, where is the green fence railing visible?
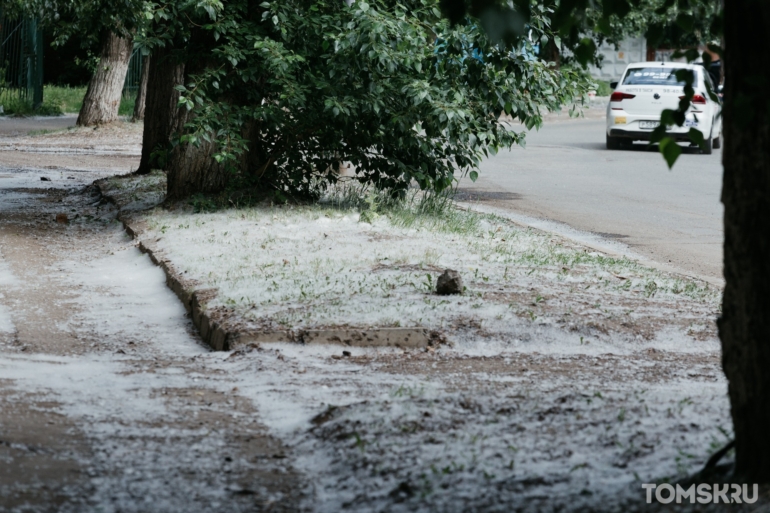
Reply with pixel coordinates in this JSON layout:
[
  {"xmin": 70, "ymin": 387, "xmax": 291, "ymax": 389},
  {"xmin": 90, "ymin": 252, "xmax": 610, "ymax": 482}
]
[
  {"xmin": 0, "ymin": 14, "xmax": 44, "ymax": 111},
  {"xmin": 123, "ymin": 47, "xmax": 145, "ymax": 98}
]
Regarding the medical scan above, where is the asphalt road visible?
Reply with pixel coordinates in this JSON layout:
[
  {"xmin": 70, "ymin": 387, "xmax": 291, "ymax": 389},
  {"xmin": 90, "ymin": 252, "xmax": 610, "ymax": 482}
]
[{"xmin": 459, "ymin": 117, "xmax": 724, "ymax": 283}]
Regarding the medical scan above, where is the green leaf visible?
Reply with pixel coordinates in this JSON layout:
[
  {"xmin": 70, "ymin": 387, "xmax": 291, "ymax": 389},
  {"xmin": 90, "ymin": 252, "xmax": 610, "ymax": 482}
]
[
  {"xmin": 658, "ymin": 138, "xmax": 682, "ymax": 169},
  {"xmin": 469, "ymin": 170, "xmax": 479, "ymax": 182},
  {"xmin": 573, "ymin": 38, "xmax": 597, "ymax": 68},
  {"xmin": 597, "ymin": 17, "xmax": 612, "ymax": 35},
  {"xmin": 675, "ymin": 13, "xmax": 694, "ymax": 32},
  {"xmin": 602, "ymin": 0, "xmax": 631, "ymax": 18},
  {"xmin": 645, "ymin": 24, "xmax": 665, "ymax": 48},
  {"xmin": 687, "ymin": 128, "xmax": 706, "ymax": 151}
]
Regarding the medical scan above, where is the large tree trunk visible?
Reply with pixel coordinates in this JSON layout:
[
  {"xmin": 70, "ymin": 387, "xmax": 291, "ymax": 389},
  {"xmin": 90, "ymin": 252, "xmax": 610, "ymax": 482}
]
[
  {"xmin": 136, "ymin": 48, "xmax": 185, "ymax": 175},
  {"xmin": 166, "ymin": 136, "xmax": 227, "ymax": 200},
  {"xmin": 76, "ymin": 31, "xmax": 133, "ymax": 126},
  {"xmin": 718, "ymin": 0, "xmax": 770, "ymax": 482},
  {"xmin": 165, "ymin": 49, "xmax": 226, "ymax": 199},
  {"xmin": 132, "ymin": 54, "xmax": 150, "ymax": 121}
]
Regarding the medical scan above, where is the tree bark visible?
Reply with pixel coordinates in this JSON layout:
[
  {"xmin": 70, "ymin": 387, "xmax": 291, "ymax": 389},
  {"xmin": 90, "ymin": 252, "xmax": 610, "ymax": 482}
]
[
  {"xmin": 543, "ymin": 37, "xmax": 560, "ymax": 70},
  {"xmin": 136, "ymin": 47, "xmax": 185, "ymax": 175},
  {"xmin": 132, "ymin": 54, "xmax": 150, "ymax": 121},
  {"xmin": 166, "ymin": 135, "xmax": 227, "ymax": 200},
  {"xmin": 164, "ymin": 48, "xmax": 226, "ymax": 199},
  {"xmin": 76, "ymin": 31, "xmax": 133, "ymax": 126},
  {"xmin": 718, "ymin": 0, "xmax": 770, "ymax": 482}
]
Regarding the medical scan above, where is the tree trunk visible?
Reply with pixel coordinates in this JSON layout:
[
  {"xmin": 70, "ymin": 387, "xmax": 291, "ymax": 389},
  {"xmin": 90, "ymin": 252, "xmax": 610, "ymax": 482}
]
[
  {"xmin": 718, "ymin": 0, "xmax": 770, "ymax": 482},
  {"xmin": 136, "ymin": 47, "xmax": 185, "ymax": 175},
  {"xmin": 165, "ymin": 50, "xmax": 226, "ymax": 199},
  {"xmin": 166, "ymin": 136, "xmax": 227, "ymax": 200},
  {"xmin": 76, "ymin": 31, "xmax": 133, "ymax": 126},
  {"xmin": 132, "ymin": 54, "xmax": 150, "ymax": 121},
  {"xmin": 543, "ymin": 37, "xmax": 560, "ymax": 70}
]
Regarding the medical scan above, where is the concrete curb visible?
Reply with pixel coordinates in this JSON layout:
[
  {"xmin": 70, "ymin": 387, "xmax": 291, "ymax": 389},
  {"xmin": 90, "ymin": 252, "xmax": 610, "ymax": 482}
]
[
  {"xmin": 121, "ymin": 215, "xmax": 232, "ymax": 350},
  {"xmin": 97, "ymin": 180, "xmax": 437, "ymax": 351},
  {"xmin": 121, "ymin": 214, "xmax": 436, "ymax": 351}
]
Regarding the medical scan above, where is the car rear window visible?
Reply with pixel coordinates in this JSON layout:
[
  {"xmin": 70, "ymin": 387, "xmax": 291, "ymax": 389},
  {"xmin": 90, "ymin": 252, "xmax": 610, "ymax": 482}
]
[{"xmin": 622, "ymin": 68, "xmax": 694, "ymax": 86}]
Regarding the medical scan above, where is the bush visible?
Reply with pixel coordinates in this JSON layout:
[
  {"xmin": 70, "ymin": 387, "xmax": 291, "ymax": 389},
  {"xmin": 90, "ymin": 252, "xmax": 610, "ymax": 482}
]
[{"xmin": 167, "ymin": 0, "xmax": 592, "ymax": 197}]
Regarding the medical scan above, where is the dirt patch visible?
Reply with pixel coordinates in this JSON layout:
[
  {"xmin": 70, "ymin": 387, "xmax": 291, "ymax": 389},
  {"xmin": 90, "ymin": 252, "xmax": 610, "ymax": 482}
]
[
  {"xmin": 0, "ymin": 210, "xmax": 98, "ymax": 356},
  {"xmin": 0, "ymin": 115, "xmax": 77, "ymax": 136},
  {"xmin": 359, "ymin": 350, "xmax": 724, "ymax": 387},
  {"xmin": 0, "ymin": 118, "xmax": 141, "ymax": 172},
  {"xmin": 0, "ymin": 125, "xmax": 307, "ymax": 512},
  {"xmin": 0, "ymin": 385, "xmax": 93, "ymax": 512}
]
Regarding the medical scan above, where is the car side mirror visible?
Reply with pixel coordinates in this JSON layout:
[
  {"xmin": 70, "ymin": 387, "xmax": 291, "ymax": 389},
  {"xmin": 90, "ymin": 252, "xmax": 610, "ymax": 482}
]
[{"xmin": 610, "ymin": 81, "xmax": 618, "ymax": 89}]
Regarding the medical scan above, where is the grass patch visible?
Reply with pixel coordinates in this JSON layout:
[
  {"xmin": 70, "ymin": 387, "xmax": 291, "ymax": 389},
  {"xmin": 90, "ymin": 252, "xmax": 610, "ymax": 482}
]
[
  {"xmin": 593, "ymin": 80, "xmax": 613, "ymax": 97},
  {"xmin": 0, "ymin": 87, "xmax": 70, "ymax": 116},
  {"xmin": 0, "ymin": 86, "xmax": 136, "ymax": 116},
  {"xmin": 120, "ymin": 169, "xmax": 721, "ymax": 336},
  {"xmin": 170, "ymin": 182, "xmax": 715, "ymax": 303},
  {"xmin": 41, "ymin": 86, "xmax": 87, "ymax": 114},
  {"xmin": 385, "ymin": 191, "xmax": 481, "ymax": 236},
  {"xmin": 167, "ymin": 180, "xmax": 720, "ymax": 305},
  {"xmin": 119, "ymin": 93, "xmax": 136, "ymax": 116}
]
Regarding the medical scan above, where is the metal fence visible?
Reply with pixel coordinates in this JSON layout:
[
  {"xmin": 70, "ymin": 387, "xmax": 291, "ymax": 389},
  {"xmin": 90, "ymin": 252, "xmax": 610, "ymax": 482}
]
[
  {"xmin": 0, "ymin": 15, "xmax": 43, "ymax": 110},
  {"xmin": 123, "ymin": 48, "xmax": 145, "ymax": 97}
]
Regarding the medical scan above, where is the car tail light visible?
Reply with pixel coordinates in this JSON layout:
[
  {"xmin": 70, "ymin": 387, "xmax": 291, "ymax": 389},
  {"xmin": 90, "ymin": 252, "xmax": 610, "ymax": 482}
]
[
  {"xmin": 679, "ymin": 94, "xmax": 707, "ymax": 104},
  {"xmin": 610, "ymin": 92, "xmax": 636, "ymax": 102}
]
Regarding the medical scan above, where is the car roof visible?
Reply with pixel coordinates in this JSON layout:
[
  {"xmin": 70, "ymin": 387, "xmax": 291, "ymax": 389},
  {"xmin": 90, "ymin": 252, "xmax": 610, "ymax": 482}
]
[{"xmin": 625, "ymin": 61, "xmax": 701, "ymax": 69}]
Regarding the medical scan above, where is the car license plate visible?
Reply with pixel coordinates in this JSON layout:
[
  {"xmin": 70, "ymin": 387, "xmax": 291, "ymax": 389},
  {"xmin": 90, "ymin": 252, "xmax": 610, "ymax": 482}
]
[
  {"xmin": 639, "ymin": 121, "xmax": 660, "ymax": 129},
  {"xmin": 614, "ymin": 117, "xmax": 627, "ymax": 125},
  {"xmin": 684, "ymin": 119, "xmax": 699, "ymax": 127}
]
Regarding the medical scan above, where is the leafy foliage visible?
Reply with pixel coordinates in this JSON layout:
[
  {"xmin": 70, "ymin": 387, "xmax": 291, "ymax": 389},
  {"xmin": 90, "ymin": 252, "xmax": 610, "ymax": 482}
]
[
  {"xmin": 155, "ymin": 0, "xmax": 590, "ymax": 196},
  {"xmin": 443, "ymin": 0, "xmax": 723, "ymax": 168},
  {"xmin": 11, "ymin": 0, "xmax": 148, "ymax": 48}
]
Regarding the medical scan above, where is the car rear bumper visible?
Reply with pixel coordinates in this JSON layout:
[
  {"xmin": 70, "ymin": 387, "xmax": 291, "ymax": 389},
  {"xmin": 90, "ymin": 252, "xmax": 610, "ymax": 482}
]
[
  {"xmin": 606, "ymin": 106, "xmax": 715, "ymax": 142},
  {"xmin": 608, "ymin": 129, "xmax": 694, "ymax": 142}
]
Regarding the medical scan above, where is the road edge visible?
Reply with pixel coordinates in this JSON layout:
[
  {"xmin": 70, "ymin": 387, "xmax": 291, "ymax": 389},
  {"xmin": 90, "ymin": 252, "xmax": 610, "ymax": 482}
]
[{"xmin": 456, "ymin": 201, "xmax": 725, "ymax": 288}]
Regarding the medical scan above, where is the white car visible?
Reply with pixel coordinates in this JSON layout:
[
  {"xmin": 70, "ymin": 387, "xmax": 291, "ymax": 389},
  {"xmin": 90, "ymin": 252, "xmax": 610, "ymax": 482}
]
[{"xmin": 606, "ymin": 62, "xmax": 722, "ymax": 154}]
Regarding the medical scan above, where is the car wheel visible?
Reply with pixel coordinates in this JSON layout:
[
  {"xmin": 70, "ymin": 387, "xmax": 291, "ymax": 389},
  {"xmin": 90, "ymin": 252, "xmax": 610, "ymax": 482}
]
[
  {"xmin": 702, "ymin": 132, "xmax": 713, "ymax": 155},
  {"xmin": 606, "ymin": 134, "xmax": 621, "ymax": 150},
  {"xmin": 713, "ymin": 133, "xmax": 722, "ymax": 149}
]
